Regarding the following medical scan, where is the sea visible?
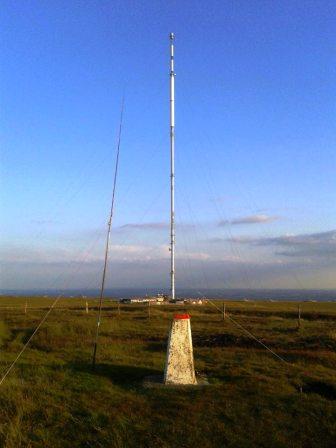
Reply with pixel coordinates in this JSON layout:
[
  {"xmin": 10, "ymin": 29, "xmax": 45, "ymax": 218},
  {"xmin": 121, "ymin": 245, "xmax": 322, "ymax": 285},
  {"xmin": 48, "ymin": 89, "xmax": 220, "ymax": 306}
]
[{"xmin": 1, "ymin": 288, "xmax": 336, "ymax": 302}]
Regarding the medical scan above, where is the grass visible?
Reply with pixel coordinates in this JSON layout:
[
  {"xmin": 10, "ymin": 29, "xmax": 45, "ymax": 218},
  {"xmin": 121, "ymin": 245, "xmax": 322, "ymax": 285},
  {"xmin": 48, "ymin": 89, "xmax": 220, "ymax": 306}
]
[{"xmin": 0, "ymin": 296, "xmax": 335, "ymax": 447}]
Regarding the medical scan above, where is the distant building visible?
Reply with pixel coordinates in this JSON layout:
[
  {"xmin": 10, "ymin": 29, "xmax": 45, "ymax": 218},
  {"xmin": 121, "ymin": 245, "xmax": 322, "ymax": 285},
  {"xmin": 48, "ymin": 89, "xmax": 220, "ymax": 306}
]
[{"xmin": 120, "ymin": 294, "xmax": 167, "ymax": 304}]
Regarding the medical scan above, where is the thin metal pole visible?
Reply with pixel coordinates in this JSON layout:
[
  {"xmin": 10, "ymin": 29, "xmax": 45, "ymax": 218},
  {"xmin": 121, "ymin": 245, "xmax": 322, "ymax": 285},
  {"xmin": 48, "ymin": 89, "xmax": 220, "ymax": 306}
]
[
  {"xmin": 170, "ymin": 32, "xmax": 175, "ymax": 302},
  {"xmin": 92, "ymin": 98, "xmax": 124, "ymax": 369}
]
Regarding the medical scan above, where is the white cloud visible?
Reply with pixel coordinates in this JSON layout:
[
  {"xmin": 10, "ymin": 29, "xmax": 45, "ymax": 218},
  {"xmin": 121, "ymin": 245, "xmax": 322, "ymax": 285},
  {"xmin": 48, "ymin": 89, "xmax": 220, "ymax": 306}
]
[
  {"xmin": 219, "ymin": 214, "xmax": 279, "ymax": 226},
  {"xmin": 117, "ymin": 221, "xmax": 196, "ymax": 232},
  {"xmin": 118, "ymin": 222, "xmax": 169, "ymax": 230}
]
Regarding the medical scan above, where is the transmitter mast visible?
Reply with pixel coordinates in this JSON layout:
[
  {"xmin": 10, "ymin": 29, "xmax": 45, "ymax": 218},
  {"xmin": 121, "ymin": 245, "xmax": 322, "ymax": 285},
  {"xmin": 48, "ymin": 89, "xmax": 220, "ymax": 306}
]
[{"xmin": 169, "ymin": 32, "xmax": 176, "ymax": 302}]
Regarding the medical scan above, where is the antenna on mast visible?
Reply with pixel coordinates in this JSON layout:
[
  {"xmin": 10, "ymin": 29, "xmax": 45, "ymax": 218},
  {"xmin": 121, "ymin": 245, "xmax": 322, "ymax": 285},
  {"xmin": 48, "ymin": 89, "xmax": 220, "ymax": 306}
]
[
  {"xmin": 170, "ymin": 32, "xmax": 176, "ymax": 302},
  {"xmin": 92, "ymin": 97, "xmax": 124, "ymax": 369}
]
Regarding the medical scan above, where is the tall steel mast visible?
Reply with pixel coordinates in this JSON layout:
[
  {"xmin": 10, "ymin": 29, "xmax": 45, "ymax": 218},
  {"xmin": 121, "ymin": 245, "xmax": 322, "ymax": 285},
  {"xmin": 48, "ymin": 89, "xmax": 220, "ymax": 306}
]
[{"xmin": 169, "ymin": 33, "xmax": 176, "ymax": 302}]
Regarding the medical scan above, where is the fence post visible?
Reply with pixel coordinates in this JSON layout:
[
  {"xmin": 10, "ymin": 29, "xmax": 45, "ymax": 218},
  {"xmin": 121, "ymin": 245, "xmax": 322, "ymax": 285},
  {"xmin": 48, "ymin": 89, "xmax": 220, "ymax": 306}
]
[
  {"xmin": 222, "ymin": 302, "xmax": 226, "ymax": 321},
  {"xmin": 85, "ymin": 301, "xmax": 89, "ymax": 314},
  {"xmin": 118, "ymin": 301, "xmax": 121, "ymax": 317},
  {"xmin": 24, "ymin": 300, "xmax": 28, "ymax": 315},
  {"xmin": 297, "ymin": 304, "xmax": 301, "ymax": 328}
]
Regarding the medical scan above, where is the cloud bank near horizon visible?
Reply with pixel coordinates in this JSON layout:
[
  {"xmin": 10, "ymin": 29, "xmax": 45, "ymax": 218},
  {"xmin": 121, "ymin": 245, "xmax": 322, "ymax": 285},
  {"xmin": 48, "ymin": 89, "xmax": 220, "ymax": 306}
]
[
  {"xmin": 1, "ymin": 228, "xmax": 336, "ymax": 290},
  {"xmin": 225, "ymin": 229, "xmax": 336, "ymax": 259}
]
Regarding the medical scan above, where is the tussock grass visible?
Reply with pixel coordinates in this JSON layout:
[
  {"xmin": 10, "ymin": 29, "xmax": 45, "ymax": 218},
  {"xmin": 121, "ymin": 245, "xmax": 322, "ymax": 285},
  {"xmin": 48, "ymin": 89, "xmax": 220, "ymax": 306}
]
[
  {"xmin": 0, "ymin": 320, "xmax": 10, "ymax": 345},
  {"xmin": 0, "ymin": 297, "xmax": 335, "ymax": 447}
]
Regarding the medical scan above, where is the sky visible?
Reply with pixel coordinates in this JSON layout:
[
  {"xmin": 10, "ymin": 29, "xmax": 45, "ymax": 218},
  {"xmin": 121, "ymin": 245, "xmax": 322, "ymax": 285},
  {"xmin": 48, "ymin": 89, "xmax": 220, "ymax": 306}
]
[{"xmin": 1, "ymin": 0, "xmax": 335, "ymax": 291}]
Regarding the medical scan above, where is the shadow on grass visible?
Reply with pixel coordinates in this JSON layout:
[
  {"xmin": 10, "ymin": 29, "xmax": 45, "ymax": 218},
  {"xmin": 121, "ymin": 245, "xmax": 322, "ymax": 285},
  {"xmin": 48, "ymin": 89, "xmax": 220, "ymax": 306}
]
[
  {"xmin": 193, "ymin": 333, "xmax": 261, "ymax": 349},
  {"xmin": 232, "ymin": 309, "xmax": 336, "ymax": 321},
  {"xmin": 272, "ymin": 327, "xmax": 299, "ymax": 334},
  {"xmin": 301, "ymin": 380, "xmax": 336, "ymax": 400},
  {"xmin": 194, "ymin": 332, "xmax": 336, "ymax": 352},
  {"xmin": 146, "ymin": 339, "xmax": 166, "ymax": 352},
  {"xmin": 68, "ymin": 361, "xmax": 161, "ymax": 389},
  {"xmin": 5, "ymin": 327, "xmax": 34, "ymax": 347}
]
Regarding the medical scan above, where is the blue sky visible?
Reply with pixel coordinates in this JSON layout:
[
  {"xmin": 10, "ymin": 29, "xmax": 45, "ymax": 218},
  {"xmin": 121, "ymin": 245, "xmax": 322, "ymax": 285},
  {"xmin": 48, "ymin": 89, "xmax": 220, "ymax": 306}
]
[{"xmin": 1, "ymin": 0, "xmax": 335, "ymax": 291}]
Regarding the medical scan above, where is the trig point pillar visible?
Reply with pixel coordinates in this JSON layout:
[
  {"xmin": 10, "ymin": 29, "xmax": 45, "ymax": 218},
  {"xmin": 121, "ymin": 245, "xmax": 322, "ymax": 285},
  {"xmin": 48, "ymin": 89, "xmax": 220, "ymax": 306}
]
[{"xmin": 164, "ymin": 314, "xmax": 197, "ymax": 385}]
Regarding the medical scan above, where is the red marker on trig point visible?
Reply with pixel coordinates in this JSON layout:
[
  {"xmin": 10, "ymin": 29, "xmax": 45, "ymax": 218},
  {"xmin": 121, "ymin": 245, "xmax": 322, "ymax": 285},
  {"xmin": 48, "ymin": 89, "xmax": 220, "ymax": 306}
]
[{"xmin": 164, "ymin": 313, "xmax": 197, "ymax": 385}]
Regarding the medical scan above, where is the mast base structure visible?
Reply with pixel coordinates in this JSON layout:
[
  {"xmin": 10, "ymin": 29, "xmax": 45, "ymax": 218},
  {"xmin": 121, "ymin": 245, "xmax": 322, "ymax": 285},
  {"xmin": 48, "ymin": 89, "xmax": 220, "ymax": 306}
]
[{"xmin": 164, "ymin": 314, "xmax": 197, "ymax": 385}]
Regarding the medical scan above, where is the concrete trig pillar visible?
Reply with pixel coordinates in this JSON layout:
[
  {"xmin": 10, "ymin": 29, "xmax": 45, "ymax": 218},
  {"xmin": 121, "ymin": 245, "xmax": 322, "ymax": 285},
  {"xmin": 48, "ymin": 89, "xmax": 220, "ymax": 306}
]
[{"xmin": 164, "ymin": 314, "xmax": 197, "ymax": 385}]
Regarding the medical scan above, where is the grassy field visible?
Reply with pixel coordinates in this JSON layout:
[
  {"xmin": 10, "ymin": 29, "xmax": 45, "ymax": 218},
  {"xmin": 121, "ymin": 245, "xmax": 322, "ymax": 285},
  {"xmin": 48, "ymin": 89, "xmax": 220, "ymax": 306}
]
[{"xmin": 0, "ymin": 296, "xmax": 335, "ymax": 447}]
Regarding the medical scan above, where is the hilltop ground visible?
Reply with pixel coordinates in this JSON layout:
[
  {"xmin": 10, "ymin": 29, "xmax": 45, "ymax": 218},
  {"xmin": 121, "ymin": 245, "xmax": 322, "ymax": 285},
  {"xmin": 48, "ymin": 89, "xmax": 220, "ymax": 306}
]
[{"xmin": 0, "ymin": 297, "xmax": 335, "ymax": 447}]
